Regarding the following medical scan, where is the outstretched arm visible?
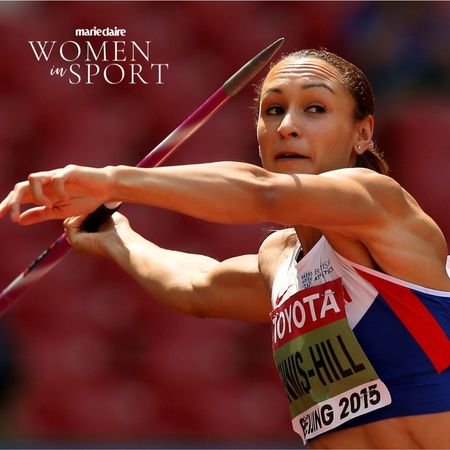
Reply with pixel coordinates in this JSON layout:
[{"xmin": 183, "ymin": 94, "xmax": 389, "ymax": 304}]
[
  {"xmin": 63, "ymin": 212, "xmax": 272, "ymax": 323},
  {"xmin": 1, "ymin": 162, "xmax": 408, "ymax": 235},
  {"xmin": 2, "ymin": 161, "xmax": 446, "ymax": 289}
]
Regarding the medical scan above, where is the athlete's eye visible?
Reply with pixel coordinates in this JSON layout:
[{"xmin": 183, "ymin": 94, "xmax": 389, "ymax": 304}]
[
  {"xmin": 266, "ymin": 105, "xmax": 285, "ymax": 115},
  {"xmin": 306, "ymin": 104, "xmax": 326, "ymax": 113}
]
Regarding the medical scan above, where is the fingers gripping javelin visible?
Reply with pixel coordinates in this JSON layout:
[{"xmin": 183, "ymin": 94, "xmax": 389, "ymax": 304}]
[{"xmin": 1, "ymin": 166, "xmax": 112, "ymax": 225}]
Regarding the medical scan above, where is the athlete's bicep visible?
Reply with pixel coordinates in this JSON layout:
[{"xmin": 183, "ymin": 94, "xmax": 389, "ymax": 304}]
[
  {"xmin": 264, "ymin": 168, "xmax": 406, "ymax": 235},
  {"xmin": 192, "ymin": 254, "xmax": 272, "ymax": 323}
]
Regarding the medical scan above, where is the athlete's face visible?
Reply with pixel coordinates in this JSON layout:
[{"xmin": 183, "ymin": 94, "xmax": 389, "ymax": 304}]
[{"xmin": 257, "ymin": 57, "xmax": 372, "ymax": 174}]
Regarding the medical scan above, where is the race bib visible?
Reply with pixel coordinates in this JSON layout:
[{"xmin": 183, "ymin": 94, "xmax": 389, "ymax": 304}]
[{"xmin": 271, "ymin": 278, "xmax": 391, "ymax": 444}]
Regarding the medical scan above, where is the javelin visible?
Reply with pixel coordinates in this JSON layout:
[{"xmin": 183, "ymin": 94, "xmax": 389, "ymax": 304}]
[{"xmin": 0, "ymin": 38, "xmax": 284, "ymax": 317}]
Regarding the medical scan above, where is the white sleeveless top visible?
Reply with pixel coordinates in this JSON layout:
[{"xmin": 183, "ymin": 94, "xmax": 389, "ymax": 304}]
[{"xmin": 269, "ymin": 235, "xmax": 450, "ymax": 443}]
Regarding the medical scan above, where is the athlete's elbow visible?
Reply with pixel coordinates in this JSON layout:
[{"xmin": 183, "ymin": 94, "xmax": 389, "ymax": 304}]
[
  {"xmin": 250, "ymin": 174, "xmax": 292, "ymax": 225},
  {"xmin": 245, "ymin": 170, "xmax": 284, "ymax": 223}
]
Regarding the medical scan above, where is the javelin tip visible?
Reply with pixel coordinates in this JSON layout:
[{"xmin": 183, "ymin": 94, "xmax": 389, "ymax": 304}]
[{"xmin": 223, "ymin": 37, "xmax": 285, "ymax": 97}]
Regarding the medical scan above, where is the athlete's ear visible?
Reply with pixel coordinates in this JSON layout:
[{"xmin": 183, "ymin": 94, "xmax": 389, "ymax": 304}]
[
  {"xmin": 354, "ymin": 115, "xmax": 374, "ymax": 154},
  {"xmin": 258, "ymin": 146, "xmax": 262, "ymax": 159}
]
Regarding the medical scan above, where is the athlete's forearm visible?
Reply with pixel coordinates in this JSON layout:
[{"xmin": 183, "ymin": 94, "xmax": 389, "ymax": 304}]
[
  {"xmin": 103, "ymin": 225, "xmax": 219, "ymax": 317},
  {"xmin": 109, "ymin": 163, "xmax": 396, "ymax": 232},
  {"xmin": 3, "ymin": 160, "xmax": 393, "ymax": 232},
  {"xmin": 110, "ymin": 162, "xmax": 275, "ymax": 224},
  {"xmin": 1, "ymin": 161, "xmax": 286, "ymax": 226}
]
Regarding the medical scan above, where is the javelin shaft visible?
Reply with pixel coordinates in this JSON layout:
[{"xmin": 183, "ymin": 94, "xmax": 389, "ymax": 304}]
[
  {"xmin": 0, "ymin": 38, "xmax": 284, "ymax": 316},
  {"xmin": 82, "ymin": 86, "xmax": 231, "ymax": 230},
  {"xmin": 0, "ymin": 87, "xmax": 229, "ymax": 313}
]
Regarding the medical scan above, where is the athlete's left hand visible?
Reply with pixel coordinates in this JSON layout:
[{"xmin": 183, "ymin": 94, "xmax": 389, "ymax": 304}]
[{"xmin": 0, "ymin": 165, "xmax": 114, "ymax": 224}]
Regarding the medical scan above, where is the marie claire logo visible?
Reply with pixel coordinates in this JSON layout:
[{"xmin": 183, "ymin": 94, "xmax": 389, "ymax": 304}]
[
  {"xmin": 28, "ymin": 27, "xmax": 169, "ymax": 85},
  {"xmin": 75, "ymin": 26, "xmax": 126, "ymax": 37}
]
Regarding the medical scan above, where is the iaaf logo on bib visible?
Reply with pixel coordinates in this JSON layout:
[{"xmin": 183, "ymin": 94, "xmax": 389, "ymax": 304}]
[{"xmin": 28, "ymin": 27, "xmax": 169, "ymax": 85}]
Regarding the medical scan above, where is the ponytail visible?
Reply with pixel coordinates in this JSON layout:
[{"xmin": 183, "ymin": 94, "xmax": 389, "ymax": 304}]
[{"xmin": 356, "ymin": 146, "xmax": 389, "ymax": 175}]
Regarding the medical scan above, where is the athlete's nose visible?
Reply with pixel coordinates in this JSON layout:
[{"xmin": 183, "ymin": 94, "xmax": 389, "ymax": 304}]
[{"xmin": 277, "ymin": 110, "xmax": 301, "ymax": 139}]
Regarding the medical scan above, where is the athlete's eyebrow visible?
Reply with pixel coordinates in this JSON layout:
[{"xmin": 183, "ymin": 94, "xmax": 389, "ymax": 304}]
[
  {"xmin": 262, "ymin": 87, "xmax": 283, "ymax": 96},
  {"xmin": 262, "ymin": 82, "xmax": 335, "ymax": 96},
  {"xmin": 301, "ymin": 82, "xmax": 335, "ymax": 94}
]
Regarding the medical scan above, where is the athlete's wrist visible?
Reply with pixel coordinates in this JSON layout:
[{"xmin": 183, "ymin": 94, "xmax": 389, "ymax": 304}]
[
  {"xmin": 102, "ymin": 221, "xmax": 144, "ymax": 261},
  {"xmin": 106, "ymin": 165, "xmax": 141, "ymax": 204}
]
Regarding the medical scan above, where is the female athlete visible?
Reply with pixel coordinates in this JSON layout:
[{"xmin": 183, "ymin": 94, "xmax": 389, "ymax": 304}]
[{"xmin": 1, "ymin": 49, "xmax": 449, "ymax": 448}]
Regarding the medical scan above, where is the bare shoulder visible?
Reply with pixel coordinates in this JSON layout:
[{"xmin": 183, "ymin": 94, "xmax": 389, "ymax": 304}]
[
  {"xmin": 340, "ymin": 169, "xmax": 447, "ymax": 249},
  {"xmin": 322, "ymin": 167, "xmax": 404, "ymax": 199},
  {"xmin": 322, "ymin": 167, "xmax": 392, "ymax": 183},
  {"xmin": 258, "ymin": 228, "xmax": 297, "ymax": 288},
  {"xmin": 327, "ymin": 170, "xmax": 450, "ymax": 289},
  {"xmin": 259, "ymin": 228, "xmax": 297, "ymax": 260},
  {"xmin": 322, "ymin": 167, "xmax": 432, "ymax": 229},
  {"xmin": 322, "ymin": 167, "xmax": 402, "ymax": 193}
]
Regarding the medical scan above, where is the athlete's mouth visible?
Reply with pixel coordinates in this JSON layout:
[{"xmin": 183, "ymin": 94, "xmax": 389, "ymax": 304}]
[{"xmin": 275, "ymin": 152, "xmax": 307, "ymax": 160}]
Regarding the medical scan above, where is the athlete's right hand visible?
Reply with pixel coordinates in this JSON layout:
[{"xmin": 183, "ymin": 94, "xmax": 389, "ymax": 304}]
[
  {"xmin": 64, "ymin": 212, "xmax": 133, "ymax": 258},
  {"xmin": 0, "ymin": 165, "xmax": 115, "ymax": 225}
]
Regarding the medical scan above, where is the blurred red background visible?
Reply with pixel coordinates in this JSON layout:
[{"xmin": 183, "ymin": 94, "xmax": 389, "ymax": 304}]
[{"xmin": 0, "ymin": 1, "xmax": 448, "ymax": 447}]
